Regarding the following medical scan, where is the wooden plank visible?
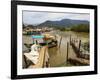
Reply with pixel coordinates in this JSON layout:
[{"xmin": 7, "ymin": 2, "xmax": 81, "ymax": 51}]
[
  {"xmin": 59, "ymin": 36, "xmax": 62, "ymax": 48},
  {"xmin": 68, "ymin": 58, "xmax": 89, "ymax": 65},
  {"xmin": 66, "ymin": 42, "xmax": 69, "ymax": 62},
  {"xmin": 28, "ymin": 46, "xmax": 48, "ymax": 68},
  {"xmin": 68, "ymin": 41, "xmax": 89, "ymax": 65}
]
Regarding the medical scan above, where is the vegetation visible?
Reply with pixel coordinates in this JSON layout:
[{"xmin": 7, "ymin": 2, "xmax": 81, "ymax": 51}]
[
  {"xmin": 55, "ymin": 24, "xmax": 89, "ymax": 32},
  {"xmin": 23, "ymin": 24, "xmax": 36, "ymax": 29},
  {"xmin": 81, "ymin": 41, "xmax": 90, "ymax": 52},
  {"xmin": 23, "ymin": 24, "xmax": 26, "ymax": 29},
  {"xmin": 57, "ymin": 27, "xmax": 66, "ymax": 31},
  {"xmin": 70, "ymin": 24, "xmax": 89, "ymax": 32},
  {"xmin": 56, "ymin": 27, "xmax": 71, "ymax": 31}
]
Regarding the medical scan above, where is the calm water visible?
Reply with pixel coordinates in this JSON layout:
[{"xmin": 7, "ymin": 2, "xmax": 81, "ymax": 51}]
[
  {"xmin": 22, "ymin": 31, "xmax": 89, "ymax": 67},
  {"xmin": 47, "ymin": 31, "xmax": 89, "ymax": 67}
]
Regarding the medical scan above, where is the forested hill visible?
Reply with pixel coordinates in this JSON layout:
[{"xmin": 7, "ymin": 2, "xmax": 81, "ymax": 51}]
[{"xmin": 37, "ymin": 19, "xmax": 89, "ymax": 28}]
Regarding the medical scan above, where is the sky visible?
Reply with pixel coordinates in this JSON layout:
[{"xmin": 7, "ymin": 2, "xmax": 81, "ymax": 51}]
[{"xmin": 23, "ymin": 11, "xmax": 90, "ymax": 25}]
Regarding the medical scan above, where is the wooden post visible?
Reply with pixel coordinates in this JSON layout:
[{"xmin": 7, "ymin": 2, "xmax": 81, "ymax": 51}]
[
  {"xmin": 72, "ymin": 38, "xmax": 73, "ymax": 43},
  {"xmin": 79, "ymin": 40, "xmax": 81, "ymax": 52},
  {"xmin": 43, "ymin": 48, "xmax": 47, "ymax": 68},
  {"xmin": 70, "ymin": 35, "xmax": 71, "ymax": 45},
  {"xmin": 74, "ymin": 38, "xmax": 75, "ymax": 43},
  {"xmin": 59, "ymin": 36, "xmax": 62, "ymax": 48},
  {"xmin": 66, "ymin": 42, "xmax": 69, "ymax": 62},
  {"xmin": 23, "ymin": 55, "xmax": 28, "ymax": 68},
  {"xmin": 55, "ymin": 35, "xmax": 57, "ymax": 40}
]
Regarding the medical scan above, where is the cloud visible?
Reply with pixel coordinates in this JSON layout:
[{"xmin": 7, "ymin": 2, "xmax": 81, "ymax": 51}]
[{"xmin": 23, "ymin": 11, "xmax": 90, "ymax": 25}]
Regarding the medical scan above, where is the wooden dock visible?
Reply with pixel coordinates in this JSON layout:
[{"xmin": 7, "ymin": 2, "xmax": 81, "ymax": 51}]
[
  {"xmin": 66, "ymin": 35, "xmax": 90, "ymax": 65},
  {"xmin": 70, "ymin": 37, "xmax": 89, "ymax": 60},
  {"xmin": 24, "ymin": 46, "xmax": 50, "ymax": 68},
  {"xmin": 68, "ymin": 44, "xmax": 89, "ymax": 65}
]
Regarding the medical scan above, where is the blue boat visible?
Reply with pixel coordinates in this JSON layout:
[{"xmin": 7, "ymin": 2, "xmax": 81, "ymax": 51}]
[
  {"xmin": 32, "ymin": 35, "xmax": 44, "ymax": 39},
  {"xmin": 31, "ymin": 35, "xmax": 58, "ymax": 47}
]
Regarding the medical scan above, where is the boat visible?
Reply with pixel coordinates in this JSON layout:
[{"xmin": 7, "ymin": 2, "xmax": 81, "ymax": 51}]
[
  {"xmin": 43, "ymin": 34, "xmax": 58, "ymax": 48},
  {"xmin": 31, "ymin": 34, "xmax": 58, "ymax": 48}
]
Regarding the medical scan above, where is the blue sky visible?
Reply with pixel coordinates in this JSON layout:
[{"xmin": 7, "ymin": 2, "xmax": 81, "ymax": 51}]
[{"xmin": 23, "ymin": 11, "xmax": 90, "ymax": 25}]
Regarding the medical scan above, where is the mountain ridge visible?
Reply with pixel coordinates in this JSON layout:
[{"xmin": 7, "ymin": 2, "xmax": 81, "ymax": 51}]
[{"xmin": 37, "ymin": 19, "xmax": 89, "ymax": 28}]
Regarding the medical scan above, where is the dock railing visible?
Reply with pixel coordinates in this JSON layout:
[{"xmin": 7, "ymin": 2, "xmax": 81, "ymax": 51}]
[{"xmin": 70, "ymin": 36, "xmax": 89, "ymax": 60}]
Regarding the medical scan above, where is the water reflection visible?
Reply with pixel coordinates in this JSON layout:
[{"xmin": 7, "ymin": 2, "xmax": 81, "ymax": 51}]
[{"xmin": 48, "ymin": 31, "xmax": 89, "ymax": 67}]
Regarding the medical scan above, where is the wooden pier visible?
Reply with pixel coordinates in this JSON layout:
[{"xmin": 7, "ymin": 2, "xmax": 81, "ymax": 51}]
[
  {"xmin": 67, "ymin": 43, "xmax": 89, "ymax": 65},
  {"xmin": 70, "ymin": 38, "xmax": 89, "ymax": 60},
  {"xmin": 66, "ymin": 35, "xmax": 90, "ymax": 65},
  {"xmin": 23, "ymin": 46, "xmax": 50, "ymax": 68}
]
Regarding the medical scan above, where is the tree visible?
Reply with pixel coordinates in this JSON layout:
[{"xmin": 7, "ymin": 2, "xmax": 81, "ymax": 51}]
[{"xmin": 71, "ymin": 24, "xmax": 89, "ymax": 32}]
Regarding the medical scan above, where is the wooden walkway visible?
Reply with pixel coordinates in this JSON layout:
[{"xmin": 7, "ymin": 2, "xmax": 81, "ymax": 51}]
[
  {"xmin": 24, "ymin": 46, "xmax": 49, "ymax": 68},
  {"xmin": 56, "ymin": 34, "xmax": 90, "ymax": 65},
  {"xmin": 70, "ymin": 39, "xmax": 89, "ymax": 60},
  {"xmin": 68, "ymin": 44, "xmax": 89, "ymax": 65}
]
